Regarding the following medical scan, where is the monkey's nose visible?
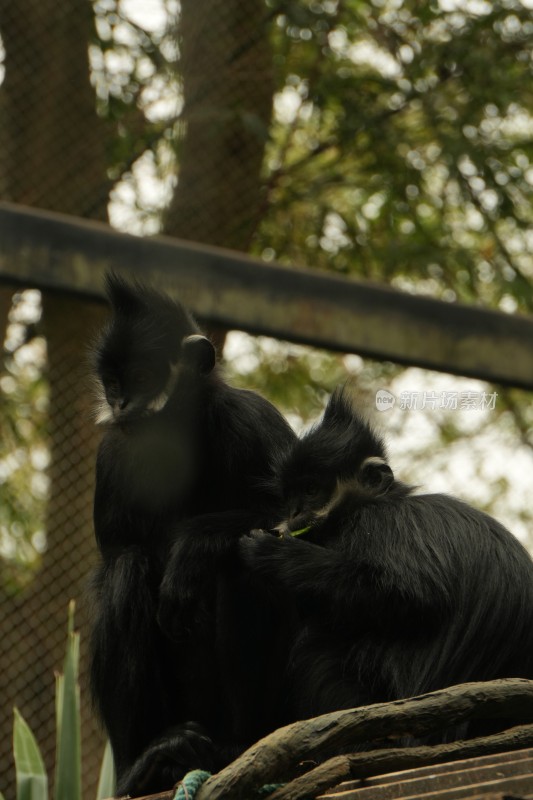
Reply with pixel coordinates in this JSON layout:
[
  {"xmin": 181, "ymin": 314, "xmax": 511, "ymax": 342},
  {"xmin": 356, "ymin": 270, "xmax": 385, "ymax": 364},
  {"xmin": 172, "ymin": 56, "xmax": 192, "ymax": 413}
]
[{"xmin": 112, "ymin": 397, "xmax": 130, "ymax": 418}]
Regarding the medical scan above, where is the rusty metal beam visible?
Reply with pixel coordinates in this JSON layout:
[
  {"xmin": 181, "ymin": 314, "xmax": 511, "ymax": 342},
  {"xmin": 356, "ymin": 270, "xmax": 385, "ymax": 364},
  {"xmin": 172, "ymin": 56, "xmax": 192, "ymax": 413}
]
[{"xmin": 1, "ymin": 201, "xmax": 533, "ymax": 389}]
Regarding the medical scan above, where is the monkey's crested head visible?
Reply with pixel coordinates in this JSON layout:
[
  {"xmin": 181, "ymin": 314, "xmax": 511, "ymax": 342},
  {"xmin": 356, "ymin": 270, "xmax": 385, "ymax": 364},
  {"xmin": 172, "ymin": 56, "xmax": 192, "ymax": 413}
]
[
  {"xmin": 275, "ymin": 386, "xmax": 394, "ymax": 533},
  {"xmin": 92, "ymin": 274, "xmax": 216, "ymax": 425}
]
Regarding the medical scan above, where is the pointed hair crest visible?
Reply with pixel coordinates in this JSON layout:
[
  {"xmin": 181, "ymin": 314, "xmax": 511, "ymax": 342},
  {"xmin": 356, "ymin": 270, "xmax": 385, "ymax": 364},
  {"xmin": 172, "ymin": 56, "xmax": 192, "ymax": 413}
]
[
  {"xmin": 97, "ymin": 273, "xmax": 204, "ymax": 366},
  {"xmin": 280, "ymin": 385, "xmax": 388, "ymax": 485},
  {"xmin": 104, "ymin": 273, "xmax": 200, "ymax": 333}
]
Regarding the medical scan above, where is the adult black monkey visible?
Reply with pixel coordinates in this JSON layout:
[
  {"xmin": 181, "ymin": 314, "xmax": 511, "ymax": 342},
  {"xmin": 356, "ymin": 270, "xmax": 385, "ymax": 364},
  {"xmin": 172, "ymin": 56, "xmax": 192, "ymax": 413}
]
[
  {"xmin": 90, "ymin": 274, "xmax": 296, "ymax": 796},
  {"xmin": 241, "ymin": 386, "xmax": 533, "ymax": 728}
]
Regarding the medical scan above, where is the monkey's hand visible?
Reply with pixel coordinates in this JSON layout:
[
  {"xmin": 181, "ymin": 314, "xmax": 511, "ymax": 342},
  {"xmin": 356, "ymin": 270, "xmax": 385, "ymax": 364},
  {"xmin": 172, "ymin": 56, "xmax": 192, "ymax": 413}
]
[
  {"xmin": 116, "ymin": 721, "xmax": 215, "ymax": 797},
  {"xmin": 240, "ymin": 528, "xmax": 336, "ymax": 610},
  {"xmin": 239, "ymin": 528, "xmax": 302, "ymax": 585}
]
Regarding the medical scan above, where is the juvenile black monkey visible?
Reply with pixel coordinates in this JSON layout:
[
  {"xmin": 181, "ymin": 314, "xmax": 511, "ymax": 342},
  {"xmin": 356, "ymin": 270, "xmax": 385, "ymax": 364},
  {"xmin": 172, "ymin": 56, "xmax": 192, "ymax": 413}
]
[
  {"xmin": 241, "ymin": 387, "xmax": 533, "ymax": 727},
  {"xmin": 90, "ymin": 274, "xmax": 296, "ymax": 796}
]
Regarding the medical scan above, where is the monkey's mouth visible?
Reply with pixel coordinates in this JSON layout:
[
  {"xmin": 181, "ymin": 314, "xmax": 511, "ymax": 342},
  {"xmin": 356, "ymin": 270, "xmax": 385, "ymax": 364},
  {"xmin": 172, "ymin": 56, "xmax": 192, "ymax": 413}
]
[{"xmin": 112, "ymin": 404, "xmax": 156, "ymax": 425}]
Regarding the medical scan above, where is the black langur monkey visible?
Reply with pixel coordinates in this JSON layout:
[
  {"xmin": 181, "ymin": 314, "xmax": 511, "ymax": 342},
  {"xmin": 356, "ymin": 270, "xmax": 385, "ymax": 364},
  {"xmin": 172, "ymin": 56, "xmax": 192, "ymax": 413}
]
[
  {"xmin": 241, "ymin": 386, "xmax": 533, "ymax": 728},
  {"xmin": 90, "ymin": 274, "xmax": 296, "ymax": 796}
]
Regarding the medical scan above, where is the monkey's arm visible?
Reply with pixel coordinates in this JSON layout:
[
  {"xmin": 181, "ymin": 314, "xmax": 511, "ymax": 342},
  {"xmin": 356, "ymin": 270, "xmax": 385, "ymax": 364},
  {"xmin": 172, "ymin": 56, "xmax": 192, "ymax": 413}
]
[
  {"xmin": 239, "ymin": 529, "xmax": 450, "ymax": 627},
  {"xmin": 92, "ymin": 547, "xmax": 219, "ymax": 796},
  {"xmin": 93, "ymin": 442, "xmax": 138, "ymax": 550},
  {"xmin": 115, "ymin": 723, "xmax": 217, "ymax": 797},
  {"xmin": 157, "ymin": 509, "xmax": 265, "ymax": 639},
  {"xmin": 91, "ymin": 548, "xmax": 166, "ymax": 784}
]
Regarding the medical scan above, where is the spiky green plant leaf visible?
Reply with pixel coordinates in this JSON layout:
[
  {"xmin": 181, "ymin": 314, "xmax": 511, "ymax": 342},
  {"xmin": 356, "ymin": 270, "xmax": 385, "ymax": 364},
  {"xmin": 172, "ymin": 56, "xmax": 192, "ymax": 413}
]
[
  {"xmin": 96, "ymin": 741, "xmax": 116, "ymax": 800},
  {"xmin": 13, "ymin": 708, "xmax": 48, "ymax": 800},
  {"xmin": 54, "ymin": 600, "xmax": 81, "ymax": 800}
]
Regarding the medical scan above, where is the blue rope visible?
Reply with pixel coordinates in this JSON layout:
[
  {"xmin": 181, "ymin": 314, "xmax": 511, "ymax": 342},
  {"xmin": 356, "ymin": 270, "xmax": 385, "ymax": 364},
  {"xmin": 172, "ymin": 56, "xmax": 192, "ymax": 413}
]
[
  {"xmin": 173, "ymin": 769, "xmax": 211, "ymax": 800},
  {"xmin": 172, "ymin": 769, "xmax": 285, "ymax": 800},
  {"xmin": 257, "ymin": 782, "xmax": 285, "ymax": 795}
]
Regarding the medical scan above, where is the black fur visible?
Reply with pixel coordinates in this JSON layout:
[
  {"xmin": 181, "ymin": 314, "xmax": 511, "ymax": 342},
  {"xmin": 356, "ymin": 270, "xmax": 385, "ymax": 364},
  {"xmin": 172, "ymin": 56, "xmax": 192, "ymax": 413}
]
[
  {"xmin": 90, "ymin": 275, "xmax": 296, "ymax": 795},
  {"xmin": 274, "ymin": 387, "xmax": 395, "ymax": 533},
  {"xmin": 241, "ymin": 387, "xmax": 533, "ymax": 731}
]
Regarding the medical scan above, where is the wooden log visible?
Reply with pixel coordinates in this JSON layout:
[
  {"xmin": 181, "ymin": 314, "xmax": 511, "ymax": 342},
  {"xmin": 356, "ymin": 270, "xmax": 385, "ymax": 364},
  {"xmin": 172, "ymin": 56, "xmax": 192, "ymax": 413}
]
[
  {"xmin": 195, "ymin": 680, "xmax": 533, "ymax": 800},
  {"xmin": 270, "ymin": 728, "xmax": 533, "ymax": 800}
]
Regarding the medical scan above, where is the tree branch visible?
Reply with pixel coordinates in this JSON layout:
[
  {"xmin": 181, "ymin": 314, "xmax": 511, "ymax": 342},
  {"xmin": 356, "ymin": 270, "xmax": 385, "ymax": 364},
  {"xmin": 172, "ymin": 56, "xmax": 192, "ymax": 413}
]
[
  {"xmin": 196, "ymin": 679, "xmax": 533, "ymax": 800},
  {"xmin": 268, "ymin": 723, "xmax": 533, "ymax": 800}
]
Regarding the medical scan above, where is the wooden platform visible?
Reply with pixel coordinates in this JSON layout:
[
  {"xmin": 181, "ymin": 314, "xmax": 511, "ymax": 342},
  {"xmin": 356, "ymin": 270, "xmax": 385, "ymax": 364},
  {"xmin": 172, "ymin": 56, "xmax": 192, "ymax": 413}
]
[
  {"xmin": 129, "ymin": 748, "xmax": 533, "ymax": 800},
  {"xmin": 321, "ymin": 747, "xmax": 533, "ymax": 800}
]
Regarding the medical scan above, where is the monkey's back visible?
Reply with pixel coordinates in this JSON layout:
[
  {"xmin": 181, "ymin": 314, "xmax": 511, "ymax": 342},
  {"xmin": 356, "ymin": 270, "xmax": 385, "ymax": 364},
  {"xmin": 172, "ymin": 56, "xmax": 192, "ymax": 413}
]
[{"xmin": 342, "ymin": 490, "xmax": 533, "ymax": 696}]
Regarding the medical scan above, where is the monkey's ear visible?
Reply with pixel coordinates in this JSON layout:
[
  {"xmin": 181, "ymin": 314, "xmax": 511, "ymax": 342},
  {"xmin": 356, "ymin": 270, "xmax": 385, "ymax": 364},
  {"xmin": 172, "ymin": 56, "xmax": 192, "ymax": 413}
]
[
  {"xmin": 359, "ymin": 457, "xmax": 394, "ymax": 493},
  {"xmin": 105, "ymin": 272, "xmax": 143, "ymax": 314},
  {"xmin": 181, "ymin": 334, "xmax": 216, "ymax": 375}
]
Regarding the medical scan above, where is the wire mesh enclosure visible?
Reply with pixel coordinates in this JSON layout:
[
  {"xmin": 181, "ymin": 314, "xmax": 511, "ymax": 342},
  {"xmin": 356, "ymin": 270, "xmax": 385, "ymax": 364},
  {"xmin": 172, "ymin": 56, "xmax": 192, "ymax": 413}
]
[{"xmin": 1, "ymin": 1, "xmax": 533, "ymax": 798}]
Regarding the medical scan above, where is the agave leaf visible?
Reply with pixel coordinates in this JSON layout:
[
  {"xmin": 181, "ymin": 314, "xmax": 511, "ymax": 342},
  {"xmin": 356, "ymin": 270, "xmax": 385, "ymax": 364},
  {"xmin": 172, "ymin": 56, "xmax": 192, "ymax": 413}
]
[
  {"xmin": 13, "ymin": 708, "xmax": 48, "ymax": 800},
  {"xmin": 54, "ymin": 601, "xmax": 81, "ymax": 800},
  {"xmin": 54, "ymin": 673, "xmax": 64, "ymax": 743},
  {"xmin": 95, "ymin": 741, "xmax": 116, "ymax": 800}
]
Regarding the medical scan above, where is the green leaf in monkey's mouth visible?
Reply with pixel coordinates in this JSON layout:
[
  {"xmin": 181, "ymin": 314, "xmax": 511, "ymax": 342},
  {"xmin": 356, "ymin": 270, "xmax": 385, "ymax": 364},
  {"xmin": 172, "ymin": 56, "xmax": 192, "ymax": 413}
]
[{"xmin": 290, "ymin": 526, "xmax": 311, "ymax": 538}]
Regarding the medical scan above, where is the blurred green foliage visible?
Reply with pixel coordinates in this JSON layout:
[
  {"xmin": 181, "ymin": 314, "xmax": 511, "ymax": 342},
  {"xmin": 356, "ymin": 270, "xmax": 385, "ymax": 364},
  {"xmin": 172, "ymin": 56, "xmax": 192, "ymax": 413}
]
[
  {"xmin": 258, "ymin": 0, "xmax": 533, "ymax": 312},
  {"xmin": 2, "ymin": 0, "xmax": 533, "ymax": 577},
  {"xmin": 0, "ymin": 292, "xmax": 48, "ymax": 593}
]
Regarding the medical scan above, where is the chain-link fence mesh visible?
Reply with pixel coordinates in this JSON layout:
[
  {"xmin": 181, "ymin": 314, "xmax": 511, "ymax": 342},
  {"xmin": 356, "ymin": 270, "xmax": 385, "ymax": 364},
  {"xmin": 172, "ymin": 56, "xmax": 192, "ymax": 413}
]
[
  {"xmin": 0, "ymin": 0, "xmax": 280, "ymax": 791},
  {"xmin": 0, "ymin": 290, "xmax": 107, "ymax": 798},
  {"xmin": 2, "ymin": 0, "xmax": 533, "ymax": 797},
  {"xmin": 0, "ymin": 1, "xmax": 111, "ymax": 219}
]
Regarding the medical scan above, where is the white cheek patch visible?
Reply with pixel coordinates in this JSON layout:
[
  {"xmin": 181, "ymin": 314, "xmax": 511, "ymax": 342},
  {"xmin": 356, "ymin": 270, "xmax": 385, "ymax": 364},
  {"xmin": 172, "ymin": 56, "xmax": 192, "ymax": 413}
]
[
  {"xmin": 147, "ymin": 391, "xmax": 169, "ymax": 414},
  {"xmin": 146, "ymin": 361, "xmax": 181, "ymax": 416},
  {"xmin": 315, "ymin": 475, "xmax": 362, "ymax": 518},
  {"xmin": 315, "ymin": 459, "xmax": 391, "ymax": 515},
  {"xmin": 279, "ymin": 458, "xmax": 392, "ymax": 529},
  {"xmin": 278, "ymin": 480, "xmax": 358, "ymax": 532},
  {"xmin": 93, "ymin": 362, "xmax": 183, "ymax": 423},
  {"xmin": 95, "ymin": 403, "xmax": 114, "ymax": 425},
  {"xmin": 93, "ymin": 383, "xmax": 113, "ymax": 426}
]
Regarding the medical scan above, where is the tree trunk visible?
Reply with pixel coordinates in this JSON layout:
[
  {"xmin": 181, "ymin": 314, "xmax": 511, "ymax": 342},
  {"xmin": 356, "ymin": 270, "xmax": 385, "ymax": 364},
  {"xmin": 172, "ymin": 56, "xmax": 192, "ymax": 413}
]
[
  {"xmin": 0, "ymin": 1, "xmax": 276, "ymax": 796},
  {"xmin": 0, "ymin": 285, "xmax": 14, "ymax": 354},
  {"xmin": 0, "ymin": 0, "xmax": 111, "ymax": 215},
  {"xmin": 164, "ymin": 0, "xmax": 273, "ymax": 251},
  {"xmin": 0, "ymin": 2, "xmax": 111, "ymax": 796}
]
